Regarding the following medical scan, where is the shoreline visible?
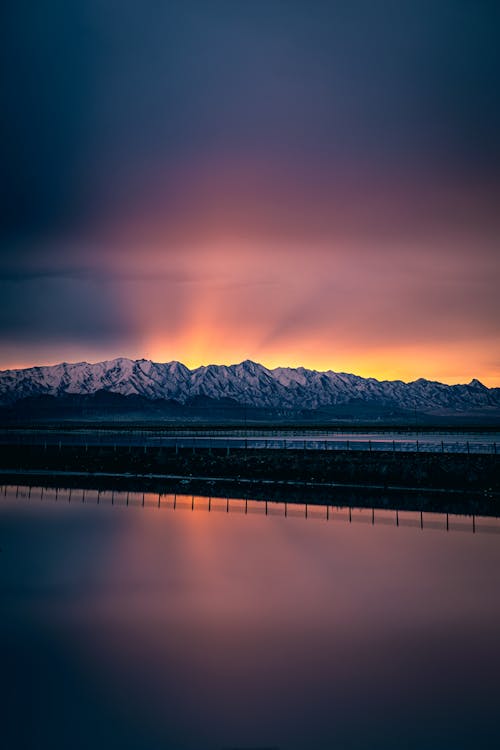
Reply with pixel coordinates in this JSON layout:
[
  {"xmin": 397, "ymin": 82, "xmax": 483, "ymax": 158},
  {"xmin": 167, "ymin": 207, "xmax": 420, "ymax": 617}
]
[{"xmin": 1, "ymin": 443, "xmax": 499, "ymax": 517}]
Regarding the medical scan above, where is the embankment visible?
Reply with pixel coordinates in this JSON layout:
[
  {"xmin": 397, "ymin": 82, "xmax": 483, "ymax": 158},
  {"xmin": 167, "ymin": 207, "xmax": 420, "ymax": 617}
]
[{"xmin": 1, "ymin": 443, "xmax": 499, "ymax": 490}]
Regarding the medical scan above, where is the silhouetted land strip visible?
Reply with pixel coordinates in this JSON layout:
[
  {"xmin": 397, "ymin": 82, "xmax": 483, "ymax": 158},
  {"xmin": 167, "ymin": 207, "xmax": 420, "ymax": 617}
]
[
  {"xmin": 1, "ymin": 444, "xmax": 499, "ymax": 512},
  {"xmin": 2, "ymin": 421, "xmax": 500, "ymax": 433}
]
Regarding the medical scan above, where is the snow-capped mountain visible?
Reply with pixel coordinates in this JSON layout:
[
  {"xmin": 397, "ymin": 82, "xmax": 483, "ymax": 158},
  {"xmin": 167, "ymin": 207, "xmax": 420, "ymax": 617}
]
[{"xmin": 0, "ymin": 358, "xmax": 499, "ymax": 415}]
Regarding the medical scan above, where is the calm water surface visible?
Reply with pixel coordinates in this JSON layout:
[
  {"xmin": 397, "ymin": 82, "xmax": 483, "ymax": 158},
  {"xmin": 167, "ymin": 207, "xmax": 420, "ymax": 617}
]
[{"xmin": 1, "ymin": 486, "xmax": 500, "ymax": 749}]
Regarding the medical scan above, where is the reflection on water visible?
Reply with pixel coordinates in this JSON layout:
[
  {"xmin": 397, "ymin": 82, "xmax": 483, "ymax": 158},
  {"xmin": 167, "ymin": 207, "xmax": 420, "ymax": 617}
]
[{"xmin": 2, "ymin": 486, "xmax": 500, "ymax": 749}]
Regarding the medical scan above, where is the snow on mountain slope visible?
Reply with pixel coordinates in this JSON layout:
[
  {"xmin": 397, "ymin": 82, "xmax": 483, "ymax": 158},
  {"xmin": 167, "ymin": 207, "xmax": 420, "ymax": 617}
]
[{"xmin": 0, "ymin": 358, "xmax": 499, "ymax": 414}]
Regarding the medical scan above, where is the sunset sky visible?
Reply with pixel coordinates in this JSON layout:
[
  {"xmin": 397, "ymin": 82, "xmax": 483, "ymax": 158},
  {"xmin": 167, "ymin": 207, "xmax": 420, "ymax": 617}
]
[{"xmin": 1, "ymin": 1, "xmax": 499, "ymax": 385}]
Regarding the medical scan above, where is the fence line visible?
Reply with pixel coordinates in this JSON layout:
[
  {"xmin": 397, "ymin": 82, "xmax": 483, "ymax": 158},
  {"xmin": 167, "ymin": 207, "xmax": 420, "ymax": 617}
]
[
  {"xmin": 2, "ymin": 483, "xmax": 499, "ymax": 535},
  {"xmin": 0, "ymin": 430, "xmax": 498, "ymax": 455}
]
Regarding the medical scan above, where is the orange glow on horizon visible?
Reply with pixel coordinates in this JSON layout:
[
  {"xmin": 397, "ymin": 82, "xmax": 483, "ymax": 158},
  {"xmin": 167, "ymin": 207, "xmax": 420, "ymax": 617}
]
[
  {"xmin": 140, "ymin": 333, "xmax": 499, "ymax": 387},
  {"xmin": 1, "ymin": 236, "xmax": 498, "ymax": 387},
  {"xmin": 2, "ymin": 343, "xmax": 499, "ymax": 387}
]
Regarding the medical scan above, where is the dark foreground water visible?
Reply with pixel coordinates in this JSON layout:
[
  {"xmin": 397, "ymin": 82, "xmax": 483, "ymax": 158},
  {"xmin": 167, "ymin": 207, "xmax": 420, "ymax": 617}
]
[{"xmin": 1, "ymin": 486, "xmax": 500, "ymax": 750}]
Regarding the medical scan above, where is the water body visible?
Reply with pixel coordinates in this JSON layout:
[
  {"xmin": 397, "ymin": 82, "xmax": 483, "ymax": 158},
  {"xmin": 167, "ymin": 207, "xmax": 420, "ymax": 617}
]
[
  {"xmin": 2, "ymin": 428, "xmax": 500, "ymax": 453},
  {"xmin": 2, "ymin": 486, "xmax": 500, "ymax": 750}
]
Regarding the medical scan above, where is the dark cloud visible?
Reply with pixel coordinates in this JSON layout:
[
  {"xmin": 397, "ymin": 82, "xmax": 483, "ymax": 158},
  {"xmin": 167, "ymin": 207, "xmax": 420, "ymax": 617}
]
[
  {"xmin": 0, "ymin": 265, "xmax": 204, "ymax": 285},
  {"xmin": 0, "ymin": 275, "xmax": 132, "ymax": 344},
  {"xmin": 2, "ymin": 0, "xmax": 499, "ymax": 242}
]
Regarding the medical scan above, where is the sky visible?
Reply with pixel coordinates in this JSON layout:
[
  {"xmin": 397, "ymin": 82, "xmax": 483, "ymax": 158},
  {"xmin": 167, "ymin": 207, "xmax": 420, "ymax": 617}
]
[{"xmin": 1, "ymin": 1, "xmax": 499, "ymax": 385}]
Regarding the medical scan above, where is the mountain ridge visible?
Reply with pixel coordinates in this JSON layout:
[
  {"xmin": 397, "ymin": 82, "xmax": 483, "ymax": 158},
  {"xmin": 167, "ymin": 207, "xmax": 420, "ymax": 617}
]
[{"xmin": 1, "ymin": 357, "xmax": 499, "ymax": 416}]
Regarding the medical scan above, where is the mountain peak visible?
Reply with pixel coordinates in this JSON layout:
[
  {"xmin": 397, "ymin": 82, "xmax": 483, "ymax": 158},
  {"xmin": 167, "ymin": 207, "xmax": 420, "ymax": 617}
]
[
  {"xmin": 235, "ymin": 359, "xmax": 264, "ymax": 374},
  {"xmin": 468, "ymin": 378, "xmax": 486, "ymax": 389},
  {"xmin": 0, "ymin": 357, "xmax": 497, "ymax": 414}
]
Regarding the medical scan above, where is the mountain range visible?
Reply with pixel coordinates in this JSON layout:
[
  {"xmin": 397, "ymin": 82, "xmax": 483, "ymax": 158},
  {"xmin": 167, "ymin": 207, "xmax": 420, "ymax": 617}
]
[{"xmin": 1, "ymin": 358, "xmax": 499, "ymax": 421}]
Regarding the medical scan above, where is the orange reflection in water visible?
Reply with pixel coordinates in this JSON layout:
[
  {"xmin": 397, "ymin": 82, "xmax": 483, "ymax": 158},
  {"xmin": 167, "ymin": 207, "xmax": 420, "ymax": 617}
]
[{"xmin": 3, "ymin": 486, "xmax": 500, "ymax": 749}]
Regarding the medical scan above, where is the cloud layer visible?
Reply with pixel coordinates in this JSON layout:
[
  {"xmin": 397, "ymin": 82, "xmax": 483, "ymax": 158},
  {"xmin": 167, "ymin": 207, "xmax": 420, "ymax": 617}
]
[{"xmin": 1, "ymin": 2, "xmax": 499, "ymax": 384}]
